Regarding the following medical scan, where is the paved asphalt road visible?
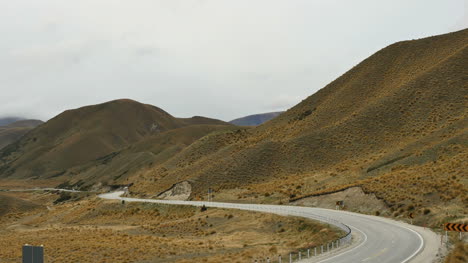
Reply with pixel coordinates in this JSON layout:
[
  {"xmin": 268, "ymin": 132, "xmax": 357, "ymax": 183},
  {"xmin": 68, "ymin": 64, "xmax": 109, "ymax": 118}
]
[{"xmin": 99, "ymin": 191, "xmax": 440, "ymax": 263}]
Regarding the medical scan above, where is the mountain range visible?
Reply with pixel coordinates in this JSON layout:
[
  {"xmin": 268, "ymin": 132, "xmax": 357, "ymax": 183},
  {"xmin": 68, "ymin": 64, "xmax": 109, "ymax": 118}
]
[
  {"xmin": 0, "ymin": 119, "xmax": 43, "ymax": 150},
  {"xmin": 229, "ymin": 112, "xmax": 284, "ymax": 126},
  {"xmin": 0, "ymin": 117, "xmax": 25, "ymax": 126},
  {"xmin": 0, "ymin": 29, "xmax": 466, "ymax": 224},
  {"xmin": 0, "ymin": 99, "xmax": 233, "ymax": 187}
]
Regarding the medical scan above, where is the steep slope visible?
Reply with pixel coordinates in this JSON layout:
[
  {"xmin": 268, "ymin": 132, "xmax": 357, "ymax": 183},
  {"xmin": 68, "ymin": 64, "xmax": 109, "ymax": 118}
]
[
  {"xmin": 0, "ymin": 120, "xmax": 43, "ymax": 149},
  {"xmin": 132, "ymin": 29, "xmax": 467, "ymax": 222},
  {"xmin": 0, "ymin": 99, "xmax": 232, "ymax": 183},
  {"xmin": 229, "ymin": 112, "xmax": 284, "ymax": 126}
]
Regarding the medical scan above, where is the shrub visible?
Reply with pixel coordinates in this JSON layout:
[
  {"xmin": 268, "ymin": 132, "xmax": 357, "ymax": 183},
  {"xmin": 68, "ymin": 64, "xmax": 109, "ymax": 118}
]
[{"xmin": 54, "ymin": 192, "xmax": 72, "ymax": 204}]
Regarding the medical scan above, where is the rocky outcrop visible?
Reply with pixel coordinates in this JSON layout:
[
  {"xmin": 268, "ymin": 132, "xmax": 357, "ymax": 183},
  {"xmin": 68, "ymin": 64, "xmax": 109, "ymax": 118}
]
[{"xmin": 157, "ymin": 181, "xmax": 192, "ymax": 200}]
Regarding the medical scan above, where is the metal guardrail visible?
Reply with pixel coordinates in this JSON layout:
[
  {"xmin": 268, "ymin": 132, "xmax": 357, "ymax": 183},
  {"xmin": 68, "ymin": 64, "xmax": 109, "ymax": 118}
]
[
  {"xmin": 104, "ymin": 193, "xmax": 353, "ymax": 263},
  {"xmin": 260, "ymin": 207, "xmax": 352, "ymax": 263},
  {"xmin": 195, "ymin": 203, "xmax": 353, "ymax": 263}
]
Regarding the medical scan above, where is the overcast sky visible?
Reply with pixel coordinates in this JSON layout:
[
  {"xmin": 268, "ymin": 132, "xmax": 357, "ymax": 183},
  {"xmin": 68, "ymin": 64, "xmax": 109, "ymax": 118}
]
[{"xmin": 0, "ymin": 0, "xmax": 466, "ymax": 121}]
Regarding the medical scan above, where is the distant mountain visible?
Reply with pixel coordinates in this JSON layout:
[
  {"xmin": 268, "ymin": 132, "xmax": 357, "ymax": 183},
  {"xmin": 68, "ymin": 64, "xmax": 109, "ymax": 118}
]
[
  {"xmin": 0, "ymin": 119, "xmax": 43, "ymax": 150},
  {"xmin": 0, "ymin": 99, "xmax": 233, "ymax": 188},
  {"xmin": 0, "ymin": 117, "xmax": 24, "ymax": 126},
  {"xmin": 229, "ymin": 112, "xmax": 284, "ymax": 126}
]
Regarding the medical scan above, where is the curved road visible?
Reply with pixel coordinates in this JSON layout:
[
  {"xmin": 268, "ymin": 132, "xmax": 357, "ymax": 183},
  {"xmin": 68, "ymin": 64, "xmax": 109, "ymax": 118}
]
[{"xmin": 99, "ymin": 191, "xmax": 439, "ymax": 263}]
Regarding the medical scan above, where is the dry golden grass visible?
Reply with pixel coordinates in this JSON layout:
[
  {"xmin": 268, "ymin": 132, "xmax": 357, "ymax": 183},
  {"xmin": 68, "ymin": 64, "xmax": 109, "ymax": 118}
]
[
  {"xmin": 0, "ymin": 192, "xmax": 341, "ymax": 263},
  {"xmin": 445, "ymin": 242, "xmax": 468, "ymax": 263}
]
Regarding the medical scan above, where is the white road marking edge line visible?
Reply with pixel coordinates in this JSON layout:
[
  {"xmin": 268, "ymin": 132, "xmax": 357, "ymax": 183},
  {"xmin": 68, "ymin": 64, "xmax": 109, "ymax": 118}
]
[{"xmin": 400, "ymin": 226, "xmax": 424, "ymax": 263}]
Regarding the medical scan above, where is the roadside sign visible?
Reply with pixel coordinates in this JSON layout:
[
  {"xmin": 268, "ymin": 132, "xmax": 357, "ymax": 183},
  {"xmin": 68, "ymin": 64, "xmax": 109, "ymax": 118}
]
[
  {"xmin": 22, "ymin": 245, "xmax": 44, "ymax": 263},
  {"xmin": 444, "ymin": 223, "xmax": 468, "ymax": 232},
  {"xmin": 335, "ymin": 201, "xmax": 344, "ymax": 210}
]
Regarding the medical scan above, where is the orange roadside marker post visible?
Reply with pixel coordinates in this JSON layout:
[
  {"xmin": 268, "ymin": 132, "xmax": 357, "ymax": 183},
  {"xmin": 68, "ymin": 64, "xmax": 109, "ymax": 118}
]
[{"xmin": 444, "ymin": 223, "xmax": 468, "ymax": 241}]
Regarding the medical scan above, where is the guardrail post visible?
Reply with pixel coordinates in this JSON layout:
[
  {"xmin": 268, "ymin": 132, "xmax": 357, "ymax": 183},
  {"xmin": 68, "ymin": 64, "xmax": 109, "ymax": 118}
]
[
  {"xmin": 321, "ymin": 245, "xmax": 323, "ymax": 254},
  {"xmin": 278, "ymin": 255, "xmax": 282, "ymax": 263},
  {"xmin": 267, "ymin": 257, "xmax": 270, "ymax": 263},
  {"xmin": 327, "ymin": 243, "xmax": 329, "ymax": 252},
  {"xmin": 289, "ymin": 253, "xmax": 292, "ymax": 263},
  {"xmin": 314, "ymin": 247, "xmax": 317, "ymax": 256},
  {"xmin": 307, "ymin": 248, "xmax": 310, "ymax": 258},
  {"xmin": 299, "ymin": 251, "xmax": 301, "ymax": 260},
  {"xmin": 332, "ymin": 241, "xmax": 334, "ymax": 249}
]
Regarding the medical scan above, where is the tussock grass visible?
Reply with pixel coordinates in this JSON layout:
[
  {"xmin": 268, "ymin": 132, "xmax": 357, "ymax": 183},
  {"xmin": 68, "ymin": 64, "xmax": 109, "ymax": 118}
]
[{"xmin": 0, "ymin": 193, "xmax": 341, "ymax": 263}]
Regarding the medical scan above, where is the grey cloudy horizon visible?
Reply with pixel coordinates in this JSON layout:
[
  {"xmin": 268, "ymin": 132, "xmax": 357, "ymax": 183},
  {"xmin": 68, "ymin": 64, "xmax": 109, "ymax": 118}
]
[{"xmin": 1, "ymin": 0, "xmax": 466, "ymax": 122}]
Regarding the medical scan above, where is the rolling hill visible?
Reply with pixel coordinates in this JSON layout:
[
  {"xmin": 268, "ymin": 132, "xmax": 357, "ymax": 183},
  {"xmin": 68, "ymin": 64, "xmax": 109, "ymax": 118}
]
[
  {"xmin": 0, "ymin": 194, "xmax": 44, "ymax": 217},
  {"xmin": 0, "ymin": 99, "xmax": 233, "ymax": 187},
  {"xmin": 229, "ymin": 112, "xmax": 284, "ymax": 126},
  {"xmin": 131, "ymin": 29, "xmax": 467, "ymax": 224},
  {"xmin": 0, "ymin": 119, "xmax": 43, "ymax": 150}
]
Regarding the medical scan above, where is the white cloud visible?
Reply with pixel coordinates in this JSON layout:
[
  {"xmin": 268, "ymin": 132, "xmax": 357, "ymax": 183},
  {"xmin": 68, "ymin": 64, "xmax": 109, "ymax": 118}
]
[{"xmin": 0, "ymin": 0, "xmax": 466, "ymax": 121}]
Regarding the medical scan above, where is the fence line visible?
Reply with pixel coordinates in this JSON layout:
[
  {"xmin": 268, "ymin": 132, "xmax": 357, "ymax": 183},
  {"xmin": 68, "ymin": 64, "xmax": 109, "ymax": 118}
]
[{"xmin": 236, "ymin": 205, "xmax": 352, "ymax": 263}]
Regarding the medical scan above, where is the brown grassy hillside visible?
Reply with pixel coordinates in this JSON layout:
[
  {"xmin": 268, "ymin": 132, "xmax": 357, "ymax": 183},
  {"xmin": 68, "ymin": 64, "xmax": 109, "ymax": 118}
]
[
  {"xmin": 0, "ymin": 120, "xmax": 43, "ymax": 150},
  {"xmin": 0, "ymin": 192, "xmax": 340, "ymax": 263},
  {"xmin": 0, "ymin": 193, "xmax": 44, "ymax": 218},
  {"xmin": 132, "ymin": 29, "xmax": 467, "ymax": 224},
  {"xmin": 0, "ymin": 99, "xmax": 232, "ymax": 187}
]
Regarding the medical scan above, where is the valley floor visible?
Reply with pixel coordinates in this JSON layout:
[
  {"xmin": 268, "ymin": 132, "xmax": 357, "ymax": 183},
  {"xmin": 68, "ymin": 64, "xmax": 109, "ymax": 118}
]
[{"xmin": 0, "ymin": 191, "xmax": 341, "ymax": 263}]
